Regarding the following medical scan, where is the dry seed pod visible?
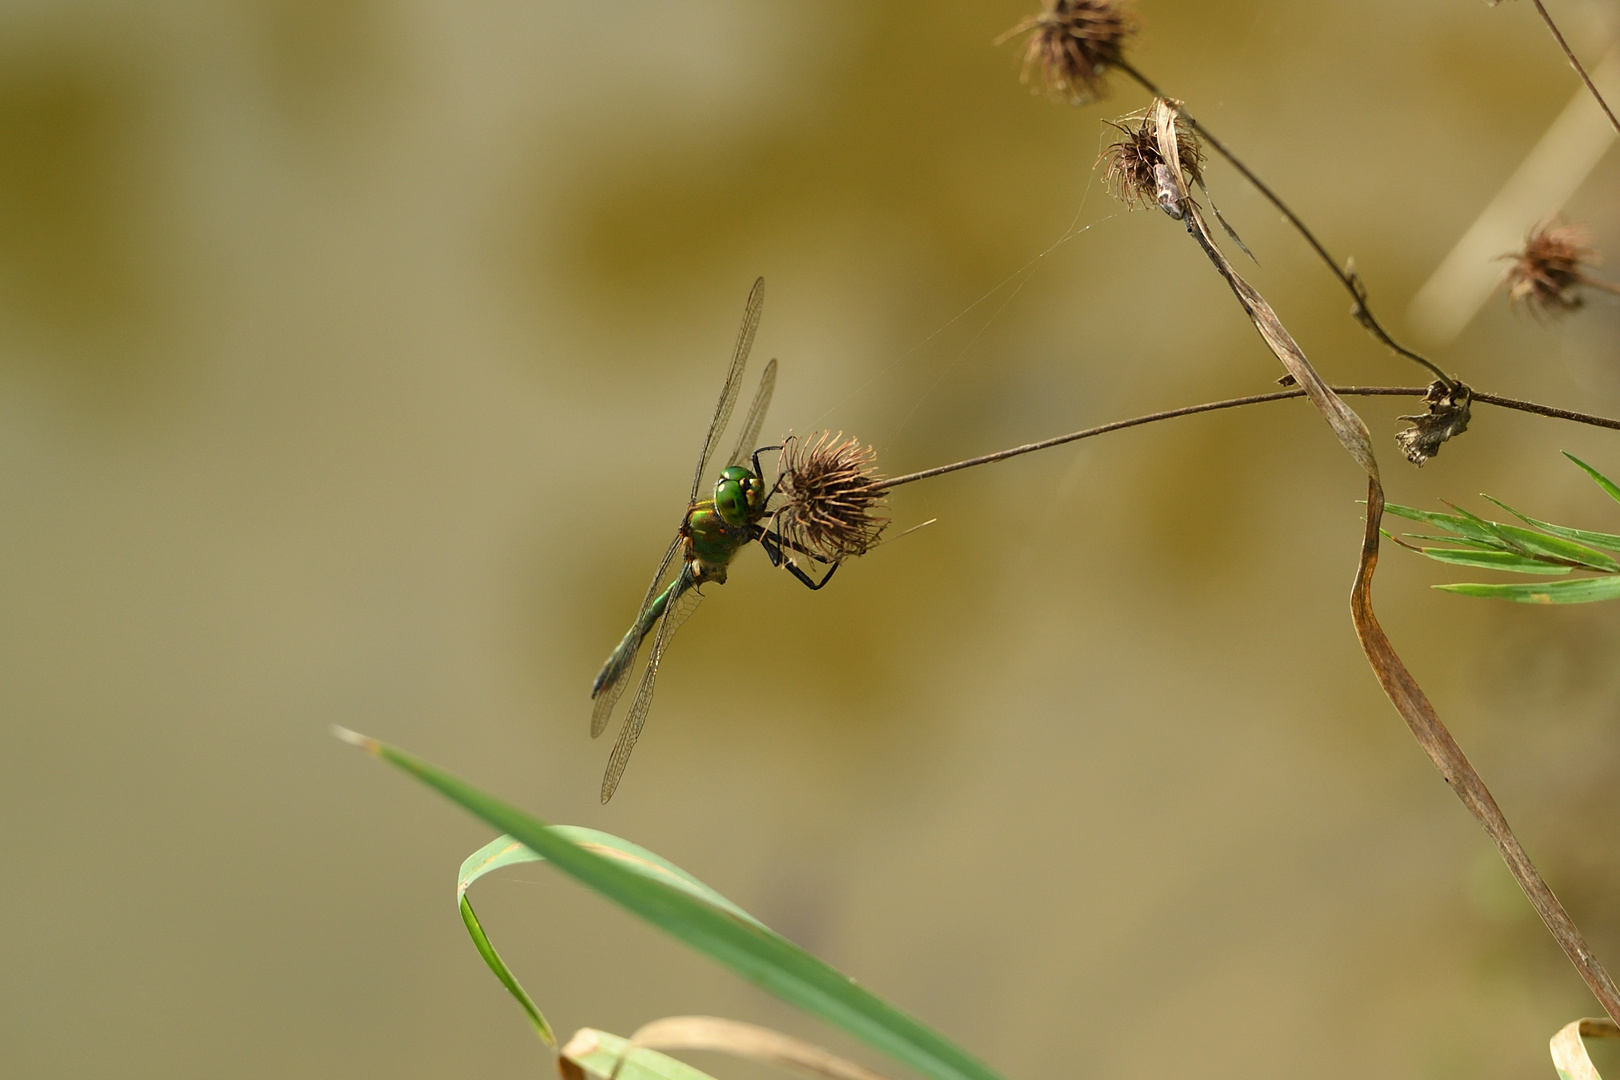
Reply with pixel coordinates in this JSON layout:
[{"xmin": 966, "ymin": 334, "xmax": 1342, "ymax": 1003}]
[
  {"xmin": 1502, "ymin": 221, "xmax": 1610, "ymax": 317},
  {"xmin": 1100, "ymin": 100, "xmax": 1202, "ymax": 215},
  {"xmin": 774, "ymin": 433, "xmax": 888, "ymax": 561},
  {"xmin": 999, "ymin": 0, "xmax": 1137, "ymax": 105}
]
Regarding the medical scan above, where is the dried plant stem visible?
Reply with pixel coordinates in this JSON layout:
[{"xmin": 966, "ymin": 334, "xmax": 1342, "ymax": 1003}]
[
  {"xmin": 1528, "ymin": 0, "xmax": 1620, "ymax": 136},
  {"xmin": 1354, "ymin": 474, "xmax": 1620, "ymax": 1028},
  {"xmin": 1115, "ymin": 62, "xmax": 1457, "ymax": 391},
  {"xmin": 1472, "ymin": 390, "xmax": 1620, "ymax": 429},
  {"xmin": 873, "ymin": 387, "xmax": 1620, "ymax": 491},
  {"xmin": 1162, "ymin": 113, "xmax": 1620, "ymax": 1026}
]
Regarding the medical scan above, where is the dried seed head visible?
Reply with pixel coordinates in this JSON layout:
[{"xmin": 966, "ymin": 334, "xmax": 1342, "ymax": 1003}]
[
  {"xmin": 999, "ymin": 0, "xmax": 1138, "ymax": 105},
  {"xmin": 1395, "ymin": 380, "xmax": 1472, "ymax": 467},
  {"xmin": 775, "ymin": 432, "xmax": 888, "ymax": 561},
  {"xmin": 1503, "ymin": 221, "xmax": 1599, "ymax": 317},
  {"xmin": 1100, "ymin": 103, "xmax": 1202, "ymax": 214}
]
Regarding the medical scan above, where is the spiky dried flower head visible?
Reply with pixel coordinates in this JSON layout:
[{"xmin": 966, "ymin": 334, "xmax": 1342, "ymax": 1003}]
[
  {"xmin": 1503, "ymin": 221, "xmax": 1601, "ymax": 317},
  {"xmin": 774, "ymin": 432, "xmax": 888, "ymax": 561},
  {"xmin": 998, "ymin": 0, "xmax": 1138, "ymax": 105},
  {"xmin": 1099, "ymin": 101, "xmax": 1202, "ymax": 216}
]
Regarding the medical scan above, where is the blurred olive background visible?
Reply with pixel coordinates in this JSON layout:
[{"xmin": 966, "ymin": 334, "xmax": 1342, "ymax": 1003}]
[{"xmin": 3, "ymin": 1, "xmax": 1619, "ymax": 1077}]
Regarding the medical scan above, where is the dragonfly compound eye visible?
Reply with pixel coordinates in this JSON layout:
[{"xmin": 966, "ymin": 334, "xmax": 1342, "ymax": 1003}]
[{"xmin": 714, "ymin": 465, "xmax": 757, "ymax": 524}]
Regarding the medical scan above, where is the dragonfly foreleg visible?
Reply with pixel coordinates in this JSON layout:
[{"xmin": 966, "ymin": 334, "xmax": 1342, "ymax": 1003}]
[{"xmin": 751, "ymin": 444, "xmax": 783, "ymax": 488}]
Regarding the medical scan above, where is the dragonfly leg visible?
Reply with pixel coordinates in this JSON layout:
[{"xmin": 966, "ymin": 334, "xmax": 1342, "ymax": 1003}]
[
  {"xmin": 751, "ymin": 444, "xmax": 783, "ymax": 486},
  {"xmin": 753, "ymin": 521, "xmax": 834, "ymax": 566},
  {"xmin": 751, "ymin": 520, "xmax": 839, "ymax": 589},
  {"xmin": 782, "ymin": 557, "xmax": 838, "ymax": 590}
]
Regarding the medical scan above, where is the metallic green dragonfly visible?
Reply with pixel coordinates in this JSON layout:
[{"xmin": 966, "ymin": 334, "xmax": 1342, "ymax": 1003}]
[{"xmin": 590, "ymin": 278, "xmax": 836, "ymax": 803}]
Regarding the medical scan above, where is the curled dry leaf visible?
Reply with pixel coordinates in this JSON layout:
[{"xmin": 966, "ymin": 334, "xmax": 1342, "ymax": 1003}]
[
  {"xmin": 1395, "ymin": 380, "xmax": 1473, "ymax": 466},
  {"xmin": 998, "ymin": 0, "xmax": 1137, "ymax": 104},
  {"xmin": 561, "ymin": 1028, "xmax": 718, "ymax": 1080},
  {"xmin": 625, "ymin": 1016, "xmax": 893, "ymax": 1080},
  {"xmin": 1550, "ymin": 1017, "xmax": 1620, "ymax": 1080}
]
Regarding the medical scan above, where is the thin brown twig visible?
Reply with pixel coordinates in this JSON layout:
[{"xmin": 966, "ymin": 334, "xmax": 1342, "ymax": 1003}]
[
  {"xmin": 873, "ymin": 386, "xmax": 1620, "ymax": 491},
  {"xmin": 1472, "ymin": 391, "xmax": 1620, "ymax": 429},
  {"xmin": 1115, "ymin": 62, "xmax": 1458, "ymax": 391},
  {"xmin": 1527, "ymin": 0, "xmax": 1620, "ymax": 136}
]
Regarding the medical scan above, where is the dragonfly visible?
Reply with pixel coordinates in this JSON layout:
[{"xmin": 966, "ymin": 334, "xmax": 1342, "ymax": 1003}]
[{"xmin": 590, "ymin": 277, "xmax": 837, "ymax": 803}]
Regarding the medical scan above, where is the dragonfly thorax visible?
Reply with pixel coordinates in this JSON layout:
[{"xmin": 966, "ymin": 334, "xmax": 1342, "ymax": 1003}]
[{"xmin": 712, "ymin": 464, "xmax": 766, "ymax": 525}]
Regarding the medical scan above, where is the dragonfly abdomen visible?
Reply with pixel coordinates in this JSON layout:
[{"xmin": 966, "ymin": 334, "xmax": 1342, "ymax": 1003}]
[{"xmin": 591, "ymin": 577, "xmax": 680, "ymax": 699}]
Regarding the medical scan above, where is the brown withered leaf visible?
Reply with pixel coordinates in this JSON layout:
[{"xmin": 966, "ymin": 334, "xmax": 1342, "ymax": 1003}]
[
  {"xmin": 1395, "ymin": 380, "xmax": 1472, "ymax": 466},
  {"xmin": 1157, "ymin": 99, "xmax": 1620, "ymax": 1027},
  {"xmin": 1549, "ymin": 1017, "xmax": 1620, "ymax": 1080}
]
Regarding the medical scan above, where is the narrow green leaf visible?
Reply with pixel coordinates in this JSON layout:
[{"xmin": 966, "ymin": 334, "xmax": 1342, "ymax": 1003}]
[
  {"xmin": 1483, "ymin": 522, "xmax": 1619, "ymax": 572},
  {"xmin": 455, "ymin": 831, "xmax": 764, "ymax": 1048},
  {"xmin": 1442, "ymin": 504, "xmax": 1533, "ymax": 552},
  {"xmin": 1565, "ymin": 452, "xmax": 1620, "ymax": 506},
  {"xmin": 1381, "ymin": 503, "xmax": 1508, "ymax": 547},
  {"xmin": 459, "ymin": 893, "xmax": 555, "ymax": 1046},
  {"xmin": 460, "ymin": 831, "xmax": 764, "ymax": 930},
  {"xmin": 1436, "ymin": 576, "xmax": 1620, "ymax": 604},
  {"xmin": 1479, "ymin": 495, "xmax": 1620, "ymax": 554},
  {"xmin": 1434, "ymin": 502, "xmax": 1620, "ymax": 571},
  {"xmin": 1414, "ymin": 548, "xmax": 1573, "ymax": 575},
  {"xmin": 338, "ymin": 731, "xmax": 1006, "ymax": 1080},
  {"xmin": 1400, "ymin": 533, "xmax": 1503, "ymax": 551},
  {"xmin": 563, "ymin": 1028, "xmax": 721, "ymax": 1080}
]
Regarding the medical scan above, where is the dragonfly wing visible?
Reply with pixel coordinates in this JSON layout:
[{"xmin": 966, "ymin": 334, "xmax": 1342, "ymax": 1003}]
[
  {"xmin": 688, "ymin": 277, "xmax": 764, "ymax": 506},
  {"xmin": 726, "ymin": 357, "xmax": 777, "ymax": 470},
  {"xmin": 591, "ymin": 534, "xmax": 683, "ymax": 738},
  {"xmin": 600, "ymin": 566, "xmax": 703, "ymax": 803}
]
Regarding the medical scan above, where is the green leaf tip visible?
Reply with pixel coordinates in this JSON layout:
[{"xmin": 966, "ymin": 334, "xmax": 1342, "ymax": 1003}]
[{"xmin": 1564, "ymin": 452, "xmax": 1620, "ymax": 506}]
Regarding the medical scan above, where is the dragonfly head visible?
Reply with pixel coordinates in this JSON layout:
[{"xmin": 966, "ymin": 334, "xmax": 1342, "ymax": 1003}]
[{"xmin": 713, "ymin": 465, "xmax": 766, "ymax": 525}]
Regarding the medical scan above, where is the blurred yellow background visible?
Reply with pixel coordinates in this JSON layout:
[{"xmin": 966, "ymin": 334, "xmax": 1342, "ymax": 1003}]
[{"xmin": 2, "ymin": 2, "xmax": 1619, "ymax": 1077}]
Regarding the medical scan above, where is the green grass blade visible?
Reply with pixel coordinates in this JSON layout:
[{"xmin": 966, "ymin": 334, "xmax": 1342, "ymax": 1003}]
[
  {"xmin": 1432, "ymin": 501, "xmax": 1619, "ymax": 570},
  {"xmin": 1484, "ymin": 522, "xmax": 1619, "ymax": 571},
  {"xmin": 1381, "ymin": 503, "xmax": 1508, "ymax": 547},
  {"xmin": 1565, "ymin": 452, "xmax": 1620, "ymax": 505},
  {"xmin": 1479, "ymin": 495, "xmax": 1620, "ymax": 554},
  {"xmin": 1401, "ymin": 533, "xmax": 1512, "ymax": 551},
  {"xmin": 339, "ymin": 730, "xmax": 1006, "ymax": 1080},
  {"xmin": 563, "ymin": 1029, "xmax": 721, "ymax": 1080},
  {"xmin": 454, "ymin": 830, "xmax": 766, "ymax": 1046},
  {"xmin": 460, "ymin": 831, "xmax": 765, "ymax": 930},
  {"xmin": 1414, "ymin": 548, "xmax": 1573, "ymax": 575},
  {"xmin": 1436, "ymin": 576, "xmax": 1620, "ymax": 603},
  {"xmin": 458, "ymin": 893, "xmax": 555, "ymax": 1046}
]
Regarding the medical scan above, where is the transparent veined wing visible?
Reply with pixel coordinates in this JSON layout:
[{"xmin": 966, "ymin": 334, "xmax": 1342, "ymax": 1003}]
[
  {"xmin": 590, "ymin": 535, "xmax": 683, "ymax": 738},
  {"xmin": 601, "ymin": 565, "xmax": 704, "ymax": 803},
  {"xmin": 726, "ymin": 357, "xmax": 777, "ymax": 470},
  {"xmin": 686, "ymin": 277, "xmax": 763, "ymax": 506}
]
